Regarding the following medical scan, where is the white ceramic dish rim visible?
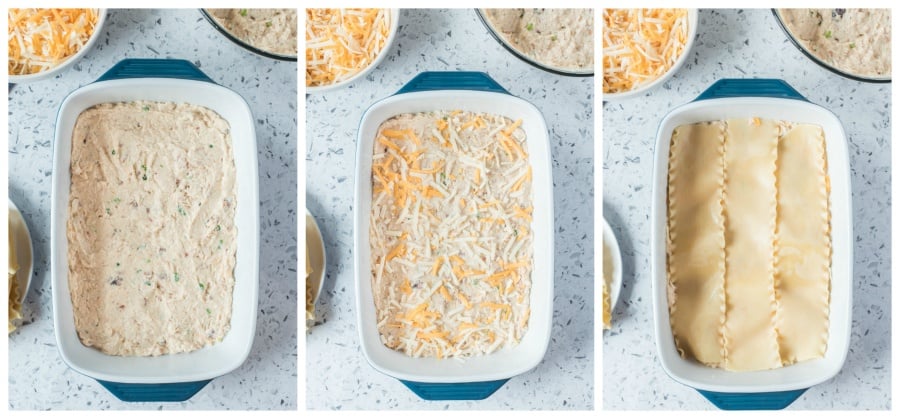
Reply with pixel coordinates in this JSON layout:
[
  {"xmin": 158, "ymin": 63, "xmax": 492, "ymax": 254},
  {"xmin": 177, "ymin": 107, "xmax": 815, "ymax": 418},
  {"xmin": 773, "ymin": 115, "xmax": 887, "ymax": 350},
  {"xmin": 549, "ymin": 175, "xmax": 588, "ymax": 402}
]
[
  {"xmin": 9, "ymin": 9, "xmax": 108, "ymax": 83},
  {"xmin": 8, "ymin": 198, "xmax": 34, "ymax": 322},
  {"xmin": 603, "ymin": 9, "xmax": 699, "ymax": 101},
  {"xmin": 50, "ymin": 77, "xmax": 260, "ymax": 384},
  {"xmin": 602, "ymin": 217, "xmax": 622, "ymax": 317},
  {"xmin": 354, "ymin": 89, "xmax": 554, "ymax": 383},
  {"xmin": 650, "ymin": 96, "xmax": 853, "ymax": 393},
  {"xmin": 306, "ymin": 9, "xmax": 400, "ymax": 94}
]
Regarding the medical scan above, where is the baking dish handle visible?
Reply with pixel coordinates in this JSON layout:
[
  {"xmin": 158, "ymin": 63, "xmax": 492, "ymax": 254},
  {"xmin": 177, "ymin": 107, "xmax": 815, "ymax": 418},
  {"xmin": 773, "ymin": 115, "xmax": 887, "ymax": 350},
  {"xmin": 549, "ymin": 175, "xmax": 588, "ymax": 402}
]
[
  {"xmin": 396, "ymin": 72, "xmax": 509, "ymax": 95},
  {"xmin": 97, "ymin": 379, "xmax": 211, "ymax": 402},
  {"xmin": 399, "ymin": 378, "xmax": 509, "ymax": 400},
  {"xmin": 695, "ymin": 79, "xmax": 806, "ymax": 101},
  {"xmin": 697, "ymin": 388, "xmax": 807, "ymax": 410},
  {"xmin": 96, "ymin": 59, "xmax": 214, "ymax": 83}
]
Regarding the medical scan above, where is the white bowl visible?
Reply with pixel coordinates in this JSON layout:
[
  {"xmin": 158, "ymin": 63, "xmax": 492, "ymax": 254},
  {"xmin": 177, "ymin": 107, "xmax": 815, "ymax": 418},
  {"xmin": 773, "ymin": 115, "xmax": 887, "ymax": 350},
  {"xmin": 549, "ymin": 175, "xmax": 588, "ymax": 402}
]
[
  {"xmin": 50, "ymin": 60, "xmax": 259, "ymax": 388},
  {"xmin": 9, "ymin": 9, "xmax": 107, "ymax": 83},
  {"xmin": 8, "ymin": 198, "xmax": 34, "ymax": 328},
  {"xmin": 650, "ymin": 79, "xmax": 852, "ymax": 407},
  {"xmin": 305, "ymin": 208, "xmax": 326, "ymax": 325},
  {"xmin": 353, "ymin": 72, "xmax": 554, "ymax": 390},
  {"xmin": 603, "ymin": 9, "xmax": 698, "ymax": 101},
  {"xmin": 602, "ymin": 217, "xmax": 622, "ymax": 319},
  {"xmin": 305, "ymin": 8, "xmax": 400, "ymax": 94}
]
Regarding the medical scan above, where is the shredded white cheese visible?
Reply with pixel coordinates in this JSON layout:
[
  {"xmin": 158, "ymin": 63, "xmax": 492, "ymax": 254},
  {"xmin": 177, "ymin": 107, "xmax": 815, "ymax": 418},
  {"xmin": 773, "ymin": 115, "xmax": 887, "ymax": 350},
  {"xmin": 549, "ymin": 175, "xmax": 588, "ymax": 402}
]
[{"xmin": 370, "ymin": 111, "xmax": 534, "ymax": 359}]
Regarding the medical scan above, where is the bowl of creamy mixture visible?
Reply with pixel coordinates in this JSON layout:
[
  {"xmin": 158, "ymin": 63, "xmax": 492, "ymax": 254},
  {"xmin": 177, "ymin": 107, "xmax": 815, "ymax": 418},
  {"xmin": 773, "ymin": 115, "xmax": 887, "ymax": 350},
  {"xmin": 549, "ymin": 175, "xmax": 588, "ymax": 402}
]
[
  {"xmin": 202, "ymin": 8, "xmax": 297, "ymax": 61},
  {"xmin": 775, "ymin": 9, "xmax": 891, "ymax": 82},
  {"xmin": 478, "ymin": 8, "xmax": 593, "ymax": 76}
]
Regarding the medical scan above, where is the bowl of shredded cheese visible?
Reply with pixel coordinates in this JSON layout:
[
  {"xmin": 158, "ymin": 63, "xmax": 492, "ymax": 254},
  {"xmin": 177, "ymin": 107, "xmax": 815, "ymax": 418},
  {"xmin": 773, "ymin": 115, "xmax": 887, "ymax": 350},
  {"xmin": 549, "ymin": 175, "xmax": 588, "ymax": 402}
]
[
  {"xmin": 8, "ymin": 8, "xmax": 106, "ymax": 83},
  {"xmin": 306, "ymin": 8, "xmax": 399, "ymax": 93},
  {"xmin": 602, "ymin": 8, "xmax": 698, "ymax": 100}
]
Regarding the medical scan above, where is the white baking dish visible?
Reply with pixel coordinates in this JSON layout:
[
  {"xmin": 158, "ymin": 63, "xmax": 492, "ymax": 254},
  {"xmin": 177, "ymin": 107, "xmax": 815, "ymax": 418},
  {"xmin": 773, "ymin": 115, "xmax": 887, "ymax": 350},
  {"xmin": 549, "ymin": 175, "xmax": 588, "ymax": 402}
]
[
  {"xmin": 50, "ymin": 59, "xmax": 259, "ymax": 401},
  {"xmin": 354, "ymin": 72, "xmax": 554, "ymax": 400},
  {"xmin": 650, "ymin": 79, "xmax": 852, "ymax": 410}
]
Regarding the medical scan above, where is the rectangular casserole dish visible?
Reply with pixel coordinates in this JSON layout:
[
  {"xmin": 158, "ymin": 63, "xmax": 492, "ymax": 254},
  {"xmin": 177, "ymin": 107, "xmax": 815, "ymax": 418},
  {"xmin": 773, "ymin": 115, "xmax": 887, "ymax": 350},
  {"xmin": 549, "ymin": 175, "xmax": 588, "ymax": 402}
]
[
  {"xmin": 354, "ymin": 72, "xmax": 554, "ymax": 400},
  {"xmin": 50, "ymin": 59, "xmax": 259, "ymax": 402},
  {"xmin": 650, "ymin": 79, "xmax": 852, "ymax": 410}
]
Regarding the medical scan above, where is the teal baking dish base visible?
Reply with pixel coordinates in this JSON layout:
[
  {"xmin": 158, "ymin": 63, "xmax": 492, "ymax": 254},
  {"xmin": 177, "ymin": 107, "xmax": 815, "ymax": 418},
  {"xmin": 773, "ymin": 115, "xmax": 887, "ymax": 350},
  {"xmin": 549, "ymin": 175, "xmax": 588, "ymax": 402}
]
[
  {"xmin": 98, "ymin": 379, "xmax": 211, "ymax": 402},
  {"xmin": 401, "ymin": 379, "xmax": 509, "ymax": 401}
]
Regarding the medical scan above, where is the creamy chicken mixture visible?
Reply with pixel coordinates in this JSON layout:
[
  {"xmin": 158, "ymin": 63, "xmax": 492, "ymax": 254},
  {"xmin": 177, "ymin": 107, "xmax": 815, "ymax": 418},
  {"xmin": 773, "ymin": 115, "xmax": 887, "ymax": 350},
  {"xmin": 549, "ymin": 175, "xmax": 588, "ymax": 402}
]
[
  {"xmin": 208, "ymin": 8, "xmax": 297, "ymax": 56},
  {"xmin": 780, "ymin": 9, "xmax": 891, "ymax": 78},
  {"xmin": 484, "ymin": 8, "xmax": 593, "ymax": 72},
  {"xmin": 67, "ymin": 101, "xmax": 237, "ymax": 356},
  {"xmin": 370, "ymin": 111, "xmax": 534, "ymax": 358}
]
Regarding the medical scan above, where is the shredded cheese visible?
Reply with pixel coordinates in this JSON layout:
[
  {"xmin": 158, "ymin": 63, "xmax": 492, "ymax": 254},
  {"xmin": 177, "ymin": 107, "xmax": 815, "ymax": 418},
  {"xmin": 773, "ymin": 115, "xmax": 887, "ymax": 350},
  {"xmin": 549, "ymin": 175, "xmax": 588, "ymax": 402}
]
[
  {"xmin": 306, "ymin": 8, "xmax": 391, "ymax": 87},
  {"xmin": 602, "ymin": 8, "xmax": 689, "ymax": 94},
  {"xmin": 8, "ymin": 8, "xmax": 99, "ymax": 75},
  {"xmin": 370, "ymin": 110, "xmax": 534, "ymax": 359}
]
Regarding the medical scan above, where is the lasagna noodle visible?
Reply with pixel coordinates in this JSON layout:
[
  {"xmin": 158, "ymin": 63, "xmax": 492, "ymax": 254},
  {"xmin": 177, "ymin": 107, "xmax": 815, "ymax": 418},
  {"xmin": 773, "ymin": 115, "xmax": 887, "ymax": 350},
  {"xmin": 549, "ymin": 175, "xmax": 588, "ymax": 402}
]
[
  {"xmin": 774, "ymin": 124, "xmax": 831, "ymax": 364},
  {"xmin": 721, "ymin": 118, "xmax": 782, "ymax": 371},
  {"xmin": 666, "ymin": 122, "xmax": 726, "ymax": 366}
]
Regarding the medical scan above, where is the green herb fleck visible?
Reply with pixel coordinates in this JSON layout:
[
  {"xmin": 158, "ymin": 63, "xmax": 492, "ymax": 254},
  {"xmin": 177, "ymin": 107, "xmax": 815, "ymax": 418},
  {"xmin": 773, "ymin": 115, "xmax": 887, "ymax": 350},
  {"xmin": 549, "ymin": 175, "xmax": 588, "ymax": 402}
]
[
  {"xmin": 142, "ymin": 174, "xmax": 148, "ymax": 181},
  {"xmin": 111, "ymin": 149, "xmax": 116, "ymax": 155},
  {"xmin": 174, "ymin": 272, "xmax": 180, "ymax": 282},
  {"xmin": 113, "ymin": 197, "xmax": 121, "ymax": 204},
  {"xmin": 824, "ymin": 30, "xmax": 832, "ymax": 39},
  {"xmin": 145, "ymin": 281, "xmax": 151, "ymax": 286},
  {"xmin": 142, "ymin": 105, "xmax": 150, "ymax": 111},
  {"xmin": 513, "ymin": 229, "xmax": 518, "ymax": 237},
  {"xmin": 215, "ymin": 224, "xmax": 222, "ymax": 232},
  {"xmin": 178, "ymin": 206, "xmax": 187, "ymax": 216},
  {"xmin": 526, "ymin": 22, "xmax": 534, "ymax": 31},
  {"xmin": 440, "ymin": 172, "xmax": 446, "ymax": 184},
  {"xmin": 849, "ymin": 42, "xmax": 856, "ymax": 49},
  {"xmin": 265, "ymin": 21, "xmax": 272, "ymax": 27},
  {"xmin": 206, "ymin": 308, "xmax": 212, "ymax": 315},
  {"xmin": 239, "ymin": 9, "xmax": 248, "ymax": 17},
  {"xmin": 105, "ymin": 208, "xmax": 111, "ymax": 216},
  {"xmin": 116, "ymin": 262, "xmax": 121, "ymax": 267},
  {"xmin": 199, "ymin": 282, "xmax": 206, "ymax": 290},
  {"xmin": 551, "ymin": 34, "xmax": 557, "ymax": 41},
  {"xmin": 209, "ymin": 144, "xmax": 214, "ymax": 148}
]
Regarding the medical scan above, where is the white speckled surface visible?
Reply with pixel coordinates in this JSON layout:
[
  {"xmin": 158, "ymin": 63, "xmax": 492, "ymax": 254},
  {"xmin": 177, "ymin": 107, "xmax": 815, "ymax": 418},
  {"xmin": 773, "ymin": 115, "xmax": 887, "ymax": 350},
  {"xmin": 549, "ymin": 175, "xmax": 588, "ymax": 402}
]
[
  {"xmin": 306, "ymin": 9, "xmax": 593, "ymax": 410},
  {"xmin": 7, "ymin": 9, "xmax": 297, "ymax": 409},
  {"xmin": 603, "ymin": 9, "xmax": 890, "ymax": 410}
]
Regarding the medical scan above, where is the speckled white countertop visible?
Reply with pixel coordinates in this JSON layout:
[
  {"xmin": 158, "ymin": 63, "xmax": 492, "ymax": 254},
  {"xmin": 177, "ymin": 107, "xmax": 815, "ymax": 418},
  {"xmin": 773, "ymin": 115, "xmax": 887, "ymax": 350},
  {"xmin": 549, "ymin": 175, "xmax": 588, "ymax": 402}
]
[
  {"xmin": 603, "ymin": 9, "xmax": 890, "ymax": 410},
  {"xmin": 7, "ymin": 9, "xmax": 297, "ymax": 409},
  {"xmin": 306, "ymin": 9, "xmax": 594, "ymax": 410}
]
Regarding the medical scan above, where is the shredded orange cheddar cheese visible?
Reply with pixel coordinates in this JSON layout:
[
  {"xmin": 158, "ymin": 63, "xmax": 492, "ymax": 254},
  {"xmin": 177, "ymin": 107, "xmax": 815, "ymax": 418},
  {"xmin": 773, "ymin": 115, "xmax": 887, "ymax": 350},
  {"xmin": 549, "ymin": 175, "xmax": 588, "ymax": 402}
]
[
  {"xmin": 603, "ymin": 9, "xmax": 689, "ymax": 93},
  {"xmin": 306, "ymin": 8, "xmax": 391, "ymax": 87},
  {"xmin": 8, "ymin": 8, "xmax": 99, "ymax": 75},
  {"xmin": 370, "ymin": 110, "xmax": 535, "ymax": 358}
]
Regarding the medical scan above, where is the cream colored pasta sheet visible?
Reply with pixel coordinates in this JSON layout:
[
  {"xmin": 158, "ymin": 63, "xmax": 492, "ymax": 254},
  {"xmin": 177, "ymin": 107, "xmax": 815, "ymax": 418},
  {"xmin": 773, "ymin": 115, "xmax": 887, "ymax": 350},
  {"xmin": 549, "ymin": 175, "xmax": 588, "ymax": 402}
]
[
  {"xmin": 774, "ymin": 124, "xmax": 831, "ymax": 364},
  {"xmin": 721, "ymin": 118, "xmax": 782, "ymax": 372},
  {"xmin": 666, "ymin": 122, "xmax": 726, "ymax": 366}
]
